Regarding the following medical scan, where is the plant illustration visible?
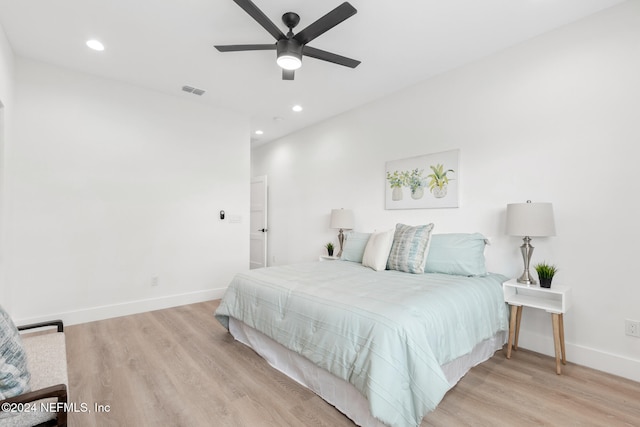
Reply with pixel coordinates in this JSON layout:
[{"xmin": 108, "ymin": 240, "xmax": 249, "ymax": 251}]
[
  {"xmin": 406, "ymin": 168, "xmax": 425, "ymax": 195},
  {"xmin": 386, "ymin": 170, "xmax": 406, "ymax": 188},
  {"xmin": 426, "ymin": 164, "xmax": 455, "ymax": 193}
]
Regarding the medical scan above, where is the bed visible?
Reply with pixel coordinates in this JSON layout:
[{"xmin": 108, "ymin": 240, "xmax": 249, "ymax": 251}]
[{"xmin": 215, "ymin": 228, "xmax": 510, "ymax": 427}]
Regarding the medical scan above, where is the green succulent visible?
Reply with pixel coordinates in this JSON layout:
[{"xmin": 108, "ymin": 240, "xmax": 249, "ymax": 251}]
[
  {"xmin": 534, "ymin": 262, "xmax": 558, "ymax": 279},
  {"xmin": 325, "ymin": 242, "xmax": 335, "ymax": 256}
]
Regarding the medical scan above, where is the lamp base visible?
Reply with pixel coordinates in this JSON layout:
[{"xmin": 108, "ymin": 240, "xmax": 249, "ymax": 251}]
[
  {"xmin": 516, "ymin": 236, "xmax": 537, "ymax": 286},
  {"xmin": 517, "ymin": 272, "xmax": 537, "ymax": 285},
  {"xmin": 337, "ymin": 229, "xmax": 345, "ymax": 258}
]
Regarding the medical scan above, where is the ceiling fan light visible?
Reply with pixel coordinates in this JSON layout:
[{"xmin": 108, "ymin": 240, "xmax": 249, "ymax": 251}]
[
  {"xmin": 277, "ymin": 54, "xmax": 302, "ymax": 70},
  {"xmin": 276, "ymin": 39, "xmax": 302, "ymax": 71}
]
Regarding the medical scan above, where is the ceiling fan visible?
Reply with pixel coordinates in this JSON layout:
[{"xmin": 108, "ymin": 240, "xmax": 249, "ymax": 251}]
[{"xmin": 214, "ymin": 0, "xmax": 361, "ymax": 80}]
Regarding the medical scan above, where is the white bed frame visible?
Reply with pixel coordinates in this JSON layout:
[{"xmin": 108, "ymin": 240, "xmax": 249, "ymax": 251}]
[{"xmin": 230, "ymin": 317, "xmax": 507, "ymax": 427}]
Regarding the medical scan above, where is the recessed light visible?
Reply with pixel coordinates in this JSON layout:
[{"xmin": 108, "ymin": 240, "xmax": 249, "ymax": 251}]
[
  {"xmin": 292, "ymin": 105, "xmax": 303, "ymax": 112},
  {"xmin": 255, "ymin": 130, "xmax": 264, "ymax": 135},
  {"xmin": 86, "ymin": 39, "xmax": 105, "ymax": 51}
]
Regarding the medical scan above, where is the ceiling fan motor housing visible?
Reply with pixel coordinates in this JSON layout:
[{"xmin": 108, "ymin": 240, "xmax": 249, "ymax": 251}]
[{"xmin": 276, "ymin": 39, "xmax": 303, "ymax": 70}]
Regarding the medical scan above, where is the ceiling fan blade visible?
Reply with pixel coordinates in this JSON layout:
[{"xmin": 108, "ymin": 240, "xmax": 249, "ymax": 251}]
[
  {"xmin": 293, "ymin": 2, "xmax": 357, "ymax": 45},
  {"xmin": 303, "ymin": 46, "xmax": 360, "ymax": 68},
  {"xmin": 232, "ymin": 0, "xmax": 285, "ymax": 41},
  {"xmin": 282, "ymin": 69, "xmax": 295, "ymax": 80},
  {"xmin": 215, "ymin": 44, "xmax": 276, "ymax": 52}
]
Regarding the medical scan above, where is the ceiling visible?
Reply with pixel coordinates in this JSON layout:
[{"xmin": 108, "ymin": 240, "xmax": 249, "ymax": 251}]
[{"xmin": 0, "ymin": 0, "xmax": 625, "ymax": 145}]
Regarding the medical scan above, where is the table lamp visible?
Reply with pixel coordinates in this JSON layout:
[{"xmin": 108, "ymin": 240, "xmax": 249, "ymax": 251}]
[
  {"xmin": 506, "ymin": 200, "xmax": 556, "ymax": 285},
  {"xmin": 330, "ymin": 209, "xmax": 354, "ymax": 258}
]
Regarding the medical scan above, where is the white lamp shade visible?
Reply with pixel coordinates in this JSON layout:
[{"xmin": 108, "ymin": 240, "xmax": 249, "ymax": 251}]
[
  {"xmin": 330, "ymin": 209, "xmax": 354, "ymax": 230},
  {"xmin": 506, "ymin": 202, "xmax": 556, "ymax": 237}
]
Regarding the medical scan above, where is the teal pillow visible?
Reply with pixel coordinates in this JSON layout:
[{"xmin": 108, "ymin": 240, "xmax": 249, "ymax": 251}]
[
  {"xmin": 386, "ymin": 223, "xmax": 434, "ymax": 274},
  {"xmin": 424, "ymin": 233, "xmax": 488, "ymax": 276},
  {"xmin": 340, "ymin": 232, "xmax": 371, "ymax": 263},
  {"xmin": 0, "ymin": 305, "xmax": 31, "ymax": 399}
]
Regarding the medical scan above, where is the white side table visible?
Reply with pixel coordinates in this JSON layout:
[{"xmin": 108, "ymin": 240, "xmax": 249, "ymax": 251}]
[
  {"xmin": 319, "ymin": 255, "xmax": 339, "ymax": 261},
  {"xmin": 503, "ymin": 279, "xmax": 572, "ymax": 374}
]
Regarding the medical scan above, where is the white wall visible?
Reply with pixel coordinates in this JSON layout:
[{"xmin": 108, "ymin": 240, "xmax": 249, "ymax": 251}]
[
  {"xmin": 252, "ymin": 2, "xmax": 640, "ymax": 381},
  {"xmin": 6, "ymin": 58, "xmax": 250, "ymax": 324},
  {"xmin": 0, "ymin": 23, "xmax": 15, "ymax": 311}
]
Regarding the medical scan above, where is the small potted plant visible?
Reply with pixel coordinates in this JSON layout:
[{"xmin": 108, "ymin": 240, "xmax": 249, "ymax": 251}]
[
  {"xmin": 325, "ymin": 242, "xmax": 334, "ymax": 257},
  {"xmin": 534, "ymin": 262, "xmax": 558, "ymax": 288}
]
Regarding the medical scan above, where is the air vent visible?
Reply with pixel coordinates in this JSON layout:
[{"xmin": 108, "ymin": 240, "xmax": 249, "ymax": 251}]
[{"xmin": 181, "ymin": 85, "xmax": 206, "ymax": 96}]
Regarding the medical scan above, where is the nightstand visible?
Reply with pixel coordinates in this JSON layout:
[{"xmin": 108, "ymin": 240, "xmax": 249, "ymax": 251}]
[
  {"xmin": 319, "ymin": 255, "xmax": 339, "ymax": 261},
  {"xmin": 503, "ymin": 279, "xmax": 572, "ymax": 374}
]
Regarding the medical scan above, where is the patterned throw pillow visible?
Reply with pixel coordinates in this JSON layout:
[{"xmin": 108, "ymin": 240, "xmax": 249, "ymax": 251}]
[
  {"xmin": 387, "ymin": 223, "xmax": 435, "ymax": 274},
  {"xmin": 0, "ymin": 305, "xmax": 31, "ymax": 399}
]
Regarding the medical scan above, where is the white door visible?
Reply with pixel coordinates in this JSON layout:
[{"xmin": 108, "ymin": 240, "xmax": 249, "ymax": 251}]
[{"xmin": 250, "ymin": 176, "xmax": 268, "ymax": 269}]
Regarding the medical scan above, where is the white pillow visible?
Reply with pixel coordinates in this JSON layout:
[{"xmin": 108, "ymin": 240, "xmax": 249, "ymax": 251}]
[{"xmin": 362, "ymin": 229, "xmax": 395, "ymax": 271}]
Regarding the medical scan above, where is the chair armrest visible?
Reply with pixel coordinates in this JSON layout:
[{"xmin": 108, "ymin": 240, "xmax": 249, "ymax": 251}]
[
  {"xmin": 0, "ymin": 384, "xmax": 68, "ymax": 426},
  {"xmin": 18, "ymin": 320, "xmax": 64, "ymax": 333},
  {"xmin": 0, "ymin": 384, "xmax": 67, "ymax": 405}
]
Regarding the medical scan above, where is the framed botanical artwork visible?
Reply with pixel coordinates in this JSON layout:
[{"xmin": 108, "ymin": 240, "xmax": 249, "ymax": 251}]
[{"xmin": 385, "ymin": 149, "xmax": 459, "ymax": 209}]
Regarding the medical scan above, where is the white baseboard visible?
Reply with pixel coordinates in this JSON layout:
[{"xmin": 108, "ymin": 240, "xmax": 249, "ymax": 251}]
[
  {"xmin": 518, "ymin": 331, "xmax": 640, "ymax": 383},
  {"xmin": 15, "ymin": 288, "xmax": 227, "ymax": 327}
]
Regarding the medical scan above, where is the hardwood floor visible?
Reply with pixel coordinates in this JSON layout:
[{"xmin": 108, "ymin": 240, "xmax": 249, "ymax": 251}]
[{"xmin": 64, "ymin": 301, "xmax": 640, "ymax": 427}]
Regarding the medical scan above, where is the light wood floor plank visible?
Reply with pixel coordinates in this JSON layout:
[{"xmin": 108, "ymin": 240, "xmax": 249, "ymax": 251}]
[{"xmin": 64, "ymin": 300, "xmax": 640, "ymax": 426}]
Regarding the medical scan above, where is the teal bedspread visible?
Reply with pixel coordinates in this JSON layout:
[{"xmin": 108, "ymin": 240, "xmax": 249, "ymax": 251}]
[{"xmin": 215, "ymin": 261, "xmax": 509, "ymax": 427}]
